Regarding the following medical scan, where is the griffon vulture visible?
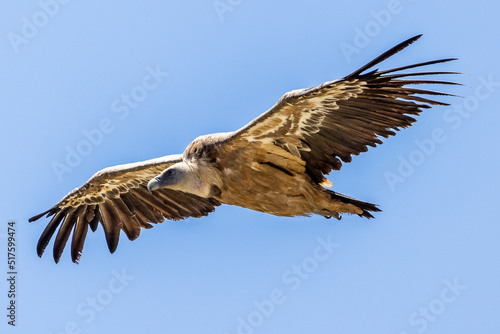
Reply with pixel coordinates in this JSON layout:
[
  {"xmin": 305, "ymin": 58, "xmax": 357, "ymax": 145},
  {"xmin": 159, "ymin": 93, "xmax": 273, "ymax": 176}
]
[{"xmin": 30, "ymin": 35, "xmax": 459, "ymax": 263}]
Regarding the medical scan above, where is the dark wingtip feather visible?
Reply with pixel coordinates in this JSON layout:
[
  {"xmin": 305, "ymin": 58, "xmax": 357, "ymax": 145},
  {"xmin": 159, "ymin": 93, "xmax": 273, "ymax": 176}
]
[
  {"xmin": 105, "ymin": 229, "xmax": 120, "ymax": 254},
  {"xmin": 98, "ymin": 203, "xmax": 121, "ymax": 254},
  {"xmin": 377, "ymin": 58, "xmax": 459, "ymax": 76},
  {"xmin": 71, "ymin": 207, "xmax": 89, "ymax": 264},
  {"xmin": 36, "ymin": 210, "xmax": 65, "ymax": 258},
  {"xmin": 52, "ymin": 209, "xmax": 77, "ymax": 264},
  {"xmin": 89, "ymin": 206, "xmax": 100, "ymax": 232},
  {"xmin": 72, "ymin": 244, "xmax": 85, "ymax": 263},
  {"xmin": 347, "ymin": 34, "xmax": 423, "ymax": 78},
  {"xmin": 29, "ymin": 208, "xmax": 58, "ymax": 222}
]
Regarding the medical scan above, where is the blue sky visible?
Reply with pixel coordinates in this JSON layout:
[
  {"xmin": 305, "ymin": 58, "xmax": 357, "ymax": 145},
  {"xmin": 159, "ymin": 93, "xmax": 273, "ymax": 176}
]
[{"xmin": 1, "ymin": 1, "xmax": 499, "ymax": 333}]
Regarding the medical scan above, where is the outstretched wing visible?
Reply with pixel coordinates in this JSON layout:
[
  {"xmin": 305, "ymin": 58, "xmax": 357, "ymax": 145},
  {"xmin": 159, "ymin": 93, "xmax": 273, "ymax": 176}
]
[
  {"xmin": 29, "ymin": 155, "xmax": 220, "ymax": 263},
  {"xmin": 223, "ymin": 35, "xmax": 460, "ymax": 184}
]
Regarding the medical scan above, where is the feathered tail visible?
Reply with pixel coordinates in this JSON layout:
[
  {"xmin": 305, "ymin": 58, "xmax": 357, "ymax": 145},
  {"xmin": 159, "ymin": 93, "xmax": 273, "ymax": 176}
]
[{"xmin": 327, "ymin": 190, "xmax": 381, "ymax": 219}]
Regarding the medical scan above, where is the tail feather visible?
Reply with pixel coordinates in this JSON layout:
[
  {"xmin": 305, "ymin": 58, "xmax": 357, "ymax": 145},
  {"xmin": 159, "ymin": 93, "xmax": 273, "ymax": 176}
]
[{"xmin": 327, "ymin": 190, "xmax": 381, "ymax": 219}]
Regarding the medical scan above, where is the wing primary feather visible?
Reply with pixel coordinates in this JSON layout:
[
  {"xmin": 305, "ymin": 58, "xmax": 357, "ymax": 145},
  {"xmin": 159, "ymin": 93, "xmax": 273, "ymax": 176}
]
[
  {"xmin": 89, "ymin": 206, "xmax": 100, "ymax": 232},
  {"xmin": 377, "ymin": 79, "xmax": 461, "ymax": 86},
  {"xmin": 383, "ymin": 86, "xmax": 458, "ymax": 97},
  {"xmin": 70, "ymin": 205, "xmax": 88, "ymax": 264},
  {"xmin": 98, "ymin": 200, "xmax": 122, "ymax": 254},
  {"xmin": 380, "ymin": 71, "xmax": 462, "ymax": 80},
  {"xmin": 346, "ymin": 35, "xmax": 422, "ymax": 78},
  {"xmin": 29, "ymin": 207, "xmax": 58, "ymax": 222},
  {"xmin": 53, "ymin": 208, "xmax": 77, "ymax": 263},
  {"xmin": 398, "ymin": 94, "xmax": 451, "ymax": 106},
  {"xmin": 376, "ymin": 58, "xmax": 458, "ymax": 76},
  {"xmin": 36, "ymin": 209, "xmax": 66, "ymax": 258}
]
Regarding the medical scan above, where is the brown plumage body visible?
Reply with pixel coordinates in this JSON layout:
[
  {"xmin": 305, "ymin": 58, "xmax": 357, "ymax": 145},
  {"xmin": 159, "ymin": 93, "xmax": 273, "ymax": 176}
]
[{"xmin": 184, "ymin": 133, "xmax": 368, "ymax": 218}]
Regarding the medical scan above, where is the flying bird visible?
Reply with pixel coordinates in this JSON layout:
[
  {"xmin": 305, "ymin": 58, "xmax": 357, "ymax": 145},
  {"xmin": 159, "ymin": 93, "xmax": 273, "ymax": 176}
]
[{"xmin": 30, "ymin": 35, "xmax": 459, "ymax": 263}]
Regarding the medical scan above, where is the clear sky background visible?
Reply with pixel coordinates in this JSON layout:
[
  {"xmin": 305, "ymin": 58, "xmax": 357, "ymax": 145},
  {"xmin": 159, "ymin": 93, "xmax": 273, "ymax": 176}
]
[{"xmin": 1, "ymin": 1, "xmax": 499, "ymax": 333}]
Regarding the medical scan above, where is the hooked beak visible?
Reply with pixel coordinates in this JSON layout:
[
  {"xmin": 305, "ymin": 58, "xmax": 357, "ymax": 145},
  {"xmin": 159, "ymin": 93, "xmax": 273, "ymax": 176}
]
[{"xmin": 147, "ymin": 176, "xmax": 162, "ymax": 193}]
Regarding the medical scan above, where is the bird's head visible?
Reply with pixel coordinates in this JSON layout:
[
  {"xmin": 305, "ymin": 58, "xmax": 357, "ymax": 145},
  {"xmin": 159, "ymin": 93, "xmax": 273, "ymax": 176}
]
[{"xmin": 147, "ymin": 163, "xmax": 189, "ymax": 193}]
